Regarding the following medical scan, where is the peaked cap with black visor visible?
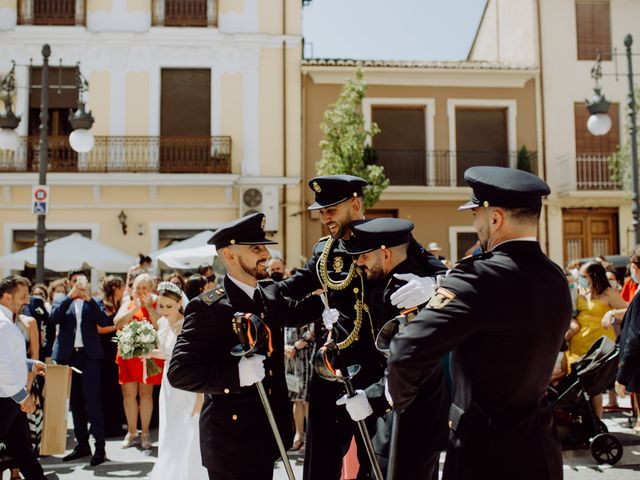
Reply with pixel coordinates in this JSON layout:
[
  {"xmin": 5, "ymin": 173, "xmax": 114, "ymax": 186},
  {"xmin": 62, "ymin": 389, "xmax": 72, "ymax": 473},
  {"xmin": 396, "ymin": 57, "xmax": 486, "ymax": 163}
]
[
  {"xmin": 307, "ymin": 175, "xmax": 368, "ymax": 210},
  {"xmin": 207, "ymin": 212, "xmax": 277, "ymax": 249}
]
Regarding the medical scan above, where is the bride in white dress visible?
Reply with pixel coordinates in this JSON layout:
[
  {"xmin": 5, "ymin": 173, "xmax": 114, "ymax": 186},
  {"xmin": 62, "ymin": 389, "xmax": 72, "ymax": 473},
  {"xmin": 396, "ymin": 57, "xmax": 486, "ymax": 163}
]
[{"xmin": 148, "ymin": 282, "xmax": 208, "ymax": 480}]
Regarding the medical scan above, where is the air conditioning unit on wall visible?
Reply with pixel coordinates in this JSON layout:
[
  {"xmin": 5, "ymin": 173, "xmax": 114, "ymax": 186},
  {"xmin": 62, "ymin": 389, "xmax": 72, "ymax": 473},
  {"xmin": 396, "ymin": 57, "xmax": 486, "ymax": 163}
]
[{"xmin": 240, "ymin": 186, "xmax": 279, "ymax": 232}]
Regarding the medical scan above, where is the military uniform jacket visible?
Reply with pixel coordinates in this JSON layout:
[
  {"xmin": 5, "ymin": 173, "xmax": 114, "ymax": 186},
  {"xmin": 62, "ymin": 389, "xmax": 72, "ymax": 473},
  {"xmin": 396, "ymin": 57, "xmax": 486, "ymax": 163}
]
[
  {"xmin": 617, "ymin": 289, "xmax": 640, "ymax": 392},
  {"xmin": 167, "ymin": 276, "xmax": 324, "ymax": 475},
  {"xmin": 388, "ymin": 240, "xmax": 571, "ymax": 480},
  {"xmin": 279, "ymin": 234, "xmax": 447, "ymax": 391},
  {"xmin": 365, "ymin": 259, "xmax": 449, "ymax": 478}
]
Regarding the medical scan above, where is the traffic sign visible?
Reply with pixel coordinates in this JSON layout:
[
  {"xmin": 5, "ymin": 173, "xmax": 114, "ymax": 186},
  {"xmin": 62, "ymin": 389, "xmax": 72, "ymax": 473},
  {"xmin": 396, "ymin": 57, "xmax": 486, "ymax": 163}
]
[{"xmin": 32, "ymin": 186, "xmax": 49, "ymax": 215}]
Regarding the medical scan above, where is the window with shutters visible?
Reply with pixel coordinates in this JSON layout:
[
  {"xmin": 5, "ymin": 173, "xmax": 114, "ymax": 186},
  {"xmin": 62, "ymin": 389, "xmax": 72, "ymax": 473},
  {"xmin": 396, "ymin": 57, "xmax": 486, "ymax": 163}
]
[
  {"xmin": 372, "ymin": 107, "xmax": 427, "ymax": 186},
  {"xmin": 573, "ymin": 102, "xmax": 620, "ymax": 189},
  {"xmin": 576, "ymin": 0, "xmax": 612, "ymax": 61}
]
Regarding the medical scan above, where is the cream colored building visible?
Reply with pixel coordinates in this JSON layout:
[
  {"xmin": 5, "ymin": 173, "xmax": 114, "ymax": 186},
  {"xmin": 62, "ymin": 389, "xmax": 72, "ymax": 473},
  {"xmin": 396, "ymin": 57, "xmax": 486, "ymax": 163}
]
[
  {"xmin": 301, "ymin": 60, "xmax": 541, "ymax": 261},
  {"xmin": 469, "ymin": 0, "xmax": 640, "ymax": 265},
  {"xmin": 0, "ymin": 0, "xmax": 304, "ymax": 280}
]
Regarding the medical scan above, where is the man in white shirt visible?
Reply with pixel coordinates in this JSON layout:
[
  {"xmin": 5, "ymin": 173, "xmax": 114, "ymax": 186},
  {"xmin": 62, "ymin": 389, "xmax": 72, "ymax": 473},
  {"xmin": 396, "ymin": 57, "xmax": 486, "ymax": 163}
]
[{"xmin": 0, "ymin": 275, "xmax": 47, "ymax": 480}]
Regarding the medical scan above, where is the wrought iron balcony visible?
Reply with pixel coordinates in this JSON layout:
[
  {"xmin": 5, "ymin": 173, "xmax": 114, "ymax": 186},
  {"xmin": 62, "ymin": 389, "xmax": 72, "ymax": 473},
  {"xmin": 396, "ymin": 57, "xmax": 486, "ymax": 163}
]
[
  {"xmin": 0, "ymin": 136, "xmax": 232, "ymax": 174},
  {"xmin": 152, "ymin": 0, "xmax": 217, "ymax": 27},
  {"xmin": 556, "ymin": 153, "xmax": 622, "ymax": 193},
  {"xmin": 18, "ymin": 0, "xmax": 84, "ymax": 26},
  {"xmin": 374, "ymin": 150, "xmax": 538, "ymax": 187}
]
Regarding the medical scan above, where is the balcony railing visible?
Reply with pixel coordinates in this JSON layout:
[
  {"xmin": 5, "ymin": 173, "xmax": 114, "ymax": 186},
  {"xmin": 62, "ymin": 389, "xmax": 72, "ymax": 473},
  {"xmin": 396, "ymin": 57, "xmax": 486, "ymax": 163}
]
[
  {"xmin": 18, "ymin": 0, "xmax": 85, "ymax": 26},
  {"xmin": 152, "ymin": 0, "xmax": 217, "ymax": 27},
  {"xmin": 0, "ymin": 136, "xmax": 232, "ymax": 174},
  {"xmin": 374, "ymin": 150, "xmax": 538, "ymax": 187},
  {"xmin": 556, "ymin": 153, "xmax": 622, "ymax": 193}
]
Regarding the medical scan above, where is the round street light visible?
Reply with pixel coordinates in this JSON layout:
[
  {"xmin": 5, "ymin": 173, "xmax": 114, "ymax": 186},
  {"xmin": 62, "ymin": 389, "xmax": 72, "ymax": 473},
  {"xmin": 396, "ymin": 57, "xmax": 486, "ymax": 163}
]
[{"xmin": 587, "ymin": 112, "xmax": 612, "ymax": 136}]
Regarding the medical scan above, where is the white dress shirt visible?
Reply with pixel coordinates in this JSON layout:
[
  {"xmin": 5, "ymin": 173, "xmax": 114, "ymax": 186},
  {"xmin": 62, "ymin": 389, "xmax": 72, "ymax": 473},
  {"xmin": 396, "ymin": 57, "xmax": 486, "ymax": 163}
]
[
  {"xmin": 0, "ymin": 303, "xmax": 29, "ymax": 403},
  {"xmin": 227, "ymin": 274, "xmax": 256, "ymax": 301},
  {"xmin": 73, "ymin": 298, "xmax": 84, "ymax": 348}
]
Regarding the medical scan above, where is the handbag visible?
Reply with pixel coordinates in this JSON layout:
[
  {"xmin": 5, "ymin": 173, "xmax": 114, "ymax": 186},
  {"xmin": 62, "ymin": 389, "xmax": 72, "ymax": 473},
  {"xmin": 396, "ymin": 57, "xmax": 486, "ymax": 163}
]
[{"xmin": 285, "ymin": 372, "xmax": 303, "ymax": 394}]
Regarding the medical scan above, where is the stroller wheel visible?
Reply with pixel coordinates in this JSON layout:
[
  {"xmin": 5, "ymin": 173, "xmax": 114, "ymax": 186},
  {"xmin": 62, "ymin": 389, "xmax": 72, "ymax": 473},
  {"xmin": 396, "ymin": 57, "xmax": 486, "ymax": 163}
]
[
  {"xmin": 596, "ymin": 419, "xmax": 608, "ymax": 433},
  {"xmin": 590, "ymin": 433, "xmax": 623, "ymax": 465}
]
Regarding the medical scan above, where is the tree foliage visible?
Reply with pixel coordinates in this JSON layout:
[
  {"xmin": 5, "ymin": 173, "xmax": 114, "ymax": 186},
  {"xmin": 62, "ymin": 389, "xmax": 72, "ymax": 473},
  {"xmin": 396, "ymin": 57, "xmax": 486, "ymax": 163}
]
[{"xmin": 316, "ymin": 68, "xmax": 389, "ymax": 208}]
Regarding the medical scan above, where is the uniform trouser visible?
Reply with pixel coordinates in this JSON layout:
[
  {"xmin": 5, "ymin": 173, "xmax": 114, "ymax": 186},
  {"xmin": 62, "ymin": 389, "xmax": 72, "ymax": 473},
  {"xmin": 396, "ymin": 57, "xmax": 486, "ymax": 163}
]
[
  {"xmin": 303, "ymin": 378, "xmax": 377, "ymax": 480},
  {"xmin": 68, "ymin": 349, "xmax": 105, "ymax": 449},
  {"xmin": 207, "ymin": 468, "xmax": 273, "ymax": 480},
  {"xmin": 0, "ymin": 397, "xmax": 47, "ymax": 480}
]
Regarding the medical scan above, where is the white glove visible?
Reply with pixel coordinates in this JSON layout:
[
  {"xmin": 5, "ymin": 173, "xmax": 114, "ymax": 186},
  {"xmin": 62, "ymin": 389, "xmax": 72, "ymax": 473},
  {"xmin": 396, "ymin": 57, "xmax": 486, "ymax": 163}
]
[
  {"xmin": 384, "ymin": 379, "xmax": 393, "ymax": 406},
  {"xmin": 336, "ymin": 390, "xmax": 373, "ymax": 421},
  {"xmin": 238, "ymin": 354, "xmax": 266, "ymax": 387},
  {"xmin": 390, "ymin": 273, "xmax": 436, "ymax": 309},
  {"xmin": 322, "ymin": 308, "xmax": 340, "ymax": 330}
]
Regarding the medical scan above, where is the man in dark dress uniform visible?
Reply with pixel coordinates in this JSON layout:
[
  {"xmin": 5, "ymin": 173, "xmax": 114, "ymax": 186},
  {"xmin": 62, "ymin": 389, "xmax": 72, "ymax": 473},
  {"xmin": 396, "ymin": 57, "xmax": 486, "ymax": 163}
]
[
  {"xmin": 387, "ymin": 166, "xmax": 571, "ymax": 480},
  {"xmin": 342, "ymin": 218, "xmax": 449, "ymax": 480},
  {"xmin": 277, "ymin": 175, "xmax": 447, "ymax": 480},
  {"xmin": 167, "ymin": 213, "xmax": 332, "ymax": 480}
]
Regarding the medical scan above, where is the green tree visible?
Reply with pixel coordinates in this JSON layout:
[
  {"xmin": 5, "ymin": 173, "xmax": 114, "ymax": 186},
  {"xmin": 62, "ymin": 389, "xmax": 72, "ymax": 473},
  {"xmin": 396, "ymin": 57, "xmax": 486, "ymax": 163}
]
[
  {"xmin": 609, "ymin": 87, "xmax": 640, "ymax": 190},
  {"xmin": 317, "ymin": 68, "xmax": 389, "ymax": 208},
  {"xmin": 516, "ymin": 145, "xmax": 532, "ymax": 173}
]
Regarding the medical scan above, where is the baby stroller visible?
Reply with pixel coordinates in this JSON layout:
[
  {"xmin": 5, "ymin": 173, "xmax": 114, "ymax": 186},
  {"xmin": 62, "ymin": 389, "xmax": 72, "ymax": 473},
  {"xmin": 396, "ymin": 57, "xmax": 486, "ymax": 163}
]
[{"xmin": 547, "ymin": 336, "xmax": 623, "ymax": 465}]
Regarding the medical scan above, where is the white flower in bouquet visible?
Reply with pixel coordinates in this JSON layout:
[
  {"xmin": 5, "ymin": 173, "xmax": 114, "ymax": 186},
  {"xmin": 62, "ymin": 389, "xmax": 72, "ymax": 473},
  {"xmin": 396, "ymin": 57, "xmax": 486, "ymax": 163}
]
[{"xmin": 113, "ymin": 320, "xmax": 161, "ymax": 378}]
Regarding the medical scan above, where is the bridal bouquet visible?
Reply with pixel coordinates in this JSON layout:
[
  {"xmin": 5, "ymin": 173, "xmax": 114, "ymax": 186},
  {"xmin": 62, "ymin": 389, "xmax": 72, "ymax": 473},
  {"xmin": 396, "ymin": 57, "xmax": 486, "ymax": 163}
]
[{"xmin": 114, "ymin": 320, "xmax": 162, "ymax": 380}]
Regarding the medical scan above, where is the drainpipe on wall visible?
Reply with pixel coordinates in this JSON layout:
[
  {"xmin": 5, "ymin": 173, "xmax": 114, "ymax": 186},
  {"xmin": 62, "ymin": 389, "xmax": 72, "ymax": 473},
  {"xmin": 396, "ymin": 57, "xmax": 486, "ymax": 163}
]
[
  {"xmin": 535, "ymin": 0, "xmax": 551, "ymax": 258},
  {"xmin": 282, "ymin": 0, "xmax": 288, "ymax": 260}
]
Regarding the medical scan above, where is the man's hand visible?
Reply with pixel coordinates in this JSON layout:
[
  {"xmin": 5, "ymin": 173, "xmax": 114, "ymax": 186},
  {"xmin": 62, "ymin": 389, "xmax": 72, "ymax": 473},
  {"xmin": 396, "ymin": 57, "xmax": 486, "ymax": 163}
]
[
  {"xmin": 390, "ymin": 273, "xmax": 436, "ymax": 309},
  {"xmin": 31, "ymin": 360, "xmax": 46, "ymax": 377},
  {"xmin": 615, "ymin": 381, "xmax": 626, "ymax": 398},
  {"xmin": 238, "ymin": 354, "xmax": 266, "ymax": 387},
  {"xmin": 322, "ymin": 308, "xmax": 340, "ymax": 330},
  {"xmin": 20, "ymin": 395, "xmax": 36, "ymax": 414},
  {"xmin": 336, "ymin": 390, "xmax": 373, "ymax": 421}
]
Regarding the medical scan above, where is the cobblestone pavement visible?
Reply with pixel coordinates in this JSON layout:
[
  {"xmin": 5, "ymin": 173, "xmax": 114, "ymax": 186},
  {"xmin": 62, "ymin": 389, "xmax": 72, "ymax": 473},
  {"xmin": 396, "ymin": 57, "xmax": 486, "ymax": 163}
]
[{"xmin": 2, "ymin": 400, "xmax": 638, "ymax": 479}]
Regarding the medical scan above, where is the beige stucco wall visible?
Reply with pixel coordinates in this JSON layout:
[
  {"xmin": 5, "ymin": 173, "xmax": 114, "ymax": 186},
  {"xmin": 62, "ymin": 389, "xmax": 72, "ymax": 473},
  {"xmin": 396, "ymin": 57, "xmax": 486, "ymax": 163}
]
[
  {"xmin": 87, "ymin": 71, "xmax": 111, "ymax": 136},
  {"xmin": 125, "ymin": 72, "xmax": 149, "ymax": 135},
  {"xmin": 220, "ymin": 73, "xmax": 244, "ymax": 174},
  {"xmin": 302, "ymin": 69, "xmax": 539, "ymax": 257}
]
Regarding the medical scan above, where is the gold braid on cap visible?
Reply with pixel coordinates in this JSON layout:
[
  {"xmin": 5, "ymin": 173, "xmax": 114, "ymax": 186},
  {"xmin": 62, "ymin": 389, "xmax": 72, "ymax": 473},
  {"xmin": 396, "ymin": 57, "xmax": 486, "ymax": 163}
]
[{"xmin": 317, "ymin": 237, "xmax": 357, "ymax": 291}]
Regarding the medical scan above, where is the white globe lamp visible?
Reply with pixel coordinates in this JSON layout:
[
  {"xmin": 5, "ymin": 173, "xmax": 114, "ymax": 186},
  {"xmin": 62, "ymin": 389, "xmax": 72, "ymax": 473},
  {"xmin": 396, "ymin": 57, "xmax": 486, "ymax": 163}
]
[
  {"xmin": 0, "ymin": 128, "xmax": 20, "ymax": 151},
  {"xmin": 587, "ymin": 113, "xmax": 612, "ymax": 136},
  {"xmin": 69, "ymin": 128, "xmax": 94, "ymax": 153}
]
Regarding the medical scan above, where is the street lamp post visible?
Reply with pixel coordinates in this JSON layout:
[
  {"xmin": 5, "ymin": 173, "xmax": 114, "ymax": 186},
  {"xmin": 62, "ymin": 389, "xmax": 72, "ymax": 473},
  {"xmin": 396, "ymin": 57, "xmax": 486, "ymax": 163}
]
[
  {"xmin": 586, "ymin": 34, "xmax": 639, "ymax": 246},
  {"xmin": 35, "ymin": 44, "xmax": 51, "ymax": 284},
  {"xmin": 0, "ymin": 44, "xmax": 95, "ymax": 283}
]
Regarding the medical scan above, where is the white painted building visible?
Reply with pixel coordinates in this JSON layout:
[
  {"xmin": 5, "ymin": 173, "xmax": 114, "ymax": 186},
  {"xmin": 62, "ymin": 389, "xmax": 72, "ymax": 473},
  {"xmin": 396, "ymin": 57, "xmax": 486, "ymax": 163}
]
[{"xmin": 469, "ymin": 0, "xmax": 640, "ymax": 265}]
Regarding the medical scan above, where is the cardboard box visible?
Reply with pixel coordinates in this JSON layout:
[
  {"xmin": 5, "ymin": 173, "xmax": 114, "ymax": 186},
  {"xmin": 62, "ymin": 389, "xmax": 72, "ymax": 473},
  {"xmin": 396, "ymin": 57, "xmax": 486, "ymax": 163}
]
[{"xmin": 40, "ymin": 365, "xmax": 72, "ymax": 455}]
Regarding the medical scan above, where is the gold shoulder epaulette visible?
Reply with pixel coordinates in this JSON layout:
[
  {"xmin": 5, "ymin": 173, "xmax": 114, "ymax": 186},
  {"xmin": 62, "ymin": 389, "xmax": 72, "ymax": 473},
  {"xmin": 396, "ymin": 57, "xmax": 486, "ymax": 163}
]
[{"xmin": 200, "ymin": 288, "xmax": 225, "ymax": 305}]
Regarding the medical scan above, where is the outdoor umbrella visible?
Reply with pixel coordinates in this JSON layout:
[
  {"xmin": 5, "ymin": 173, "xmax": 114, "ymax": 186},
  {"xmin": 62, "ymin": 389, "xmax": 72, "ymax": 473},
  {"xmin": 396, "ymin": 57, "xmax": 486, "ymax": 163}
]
[{"xmin": 0, "ymin": 233, "xmax": 136, "ymax": 272}]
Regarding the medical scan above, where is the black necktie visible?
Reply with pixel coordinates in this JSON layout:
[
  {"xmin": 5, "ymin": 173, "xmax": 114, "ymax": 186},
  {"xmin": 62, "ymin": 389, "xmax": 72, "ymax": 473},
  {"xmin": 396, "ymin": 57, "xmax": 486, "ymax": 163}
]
[{"xmin": 253, "ymin": 288, "xmax": 264, "ymax": 313}]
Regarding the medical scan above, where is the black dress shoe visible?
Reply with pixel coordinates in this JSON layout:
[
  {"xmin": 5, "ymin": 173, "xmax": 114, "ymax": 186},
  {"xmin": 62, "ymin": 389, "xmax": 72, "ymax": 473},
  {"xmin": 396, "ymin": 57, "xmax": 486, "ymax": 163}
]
[
  {"xmin": 62, "ymin": 445, "xmax": 91, "ymax": 461},
  {"xmin": 90, "ymin": 450, "xmax": 107, "ymax": 467}
]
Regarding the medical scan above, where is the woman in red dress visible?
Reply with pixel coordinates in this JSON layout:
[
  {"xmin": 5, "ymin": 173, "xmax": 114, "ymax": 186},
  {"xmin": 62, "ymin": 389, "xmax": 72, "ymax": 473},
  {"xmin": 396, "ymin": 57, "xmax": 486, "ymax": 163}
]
[{"xmin": 114, "ymin": 273, "xmax": 163, "ymax": 449}]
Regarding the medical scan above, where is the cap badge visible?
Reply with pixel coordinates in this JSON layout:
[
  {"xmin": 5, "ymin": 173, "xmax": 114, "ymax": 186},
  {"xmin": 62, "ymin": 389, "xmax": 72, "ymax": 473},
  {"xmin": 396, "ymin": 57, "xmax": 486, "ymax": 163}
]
[
  {"xmin": 333, "ymin": 256, "xmax": 344, "ymax": 274},
  {"xmin": 261, "ymin": 216, "xmax": 267, "ymax": 231},
  {"xmin": 313, "ymin": 181, "xmax": 321, "ymax": 193}
]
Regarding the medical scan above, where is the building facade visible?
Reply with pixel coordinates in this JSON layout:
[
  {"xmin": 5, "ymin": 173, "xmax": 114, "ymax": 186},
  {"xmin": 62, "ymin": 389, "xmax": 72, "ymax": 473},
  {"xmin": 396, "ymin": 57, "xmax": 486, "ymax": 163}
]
[
  {"xmin": 302, "ymin": 60, "xmax": 541, "ymax": 262},
  {"xmin": 0, "ymin": 0, "xmax": 304, "ymax": 278},
  {"xmin": 469, "ymin": 0, "xmax": 640, "ymax": 265}
]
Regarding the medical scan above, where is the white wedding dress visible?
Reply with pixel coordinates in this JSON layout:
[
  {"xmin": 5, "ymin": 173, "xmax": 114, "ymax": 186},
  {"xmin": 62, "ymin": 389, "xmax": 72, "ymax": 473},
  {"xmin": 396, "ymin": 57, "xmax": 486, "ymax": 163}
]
[{"xmin": 148, "ymin": 317, "xmax": 208, "ymax": 480}]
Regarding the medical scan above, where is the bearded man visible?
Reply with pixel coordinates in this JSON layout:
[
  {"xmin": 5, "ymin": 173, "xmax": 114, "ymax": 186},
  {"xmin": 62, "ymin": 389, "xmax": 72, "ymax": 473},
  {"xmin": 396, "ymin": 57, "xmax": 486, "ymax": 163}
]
[{"xmin": 168, "ymin": 213, "xmax": 336, "ymax": 480}]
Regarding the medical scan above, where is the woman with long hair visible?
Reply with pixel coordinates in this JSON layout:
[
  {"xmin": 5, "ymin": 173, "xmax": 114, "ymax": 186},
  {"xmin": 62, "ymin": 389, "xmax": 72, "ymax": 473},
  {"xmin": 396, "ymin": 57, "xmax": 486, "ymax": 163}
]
[
  {"xmin": 114, "ymin": 273, "xmax": 162, "ymax": 449},
  {"xmin": 565, "ymin": 261, "xmax": 627, "ymax": 416},
  {"xmin": 148, "ymin": 282, "xmax": 207, "ymax": 479},
  {"xmin": 97, "ymin": 276, "xmax": 127, "ymax": 437}
]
